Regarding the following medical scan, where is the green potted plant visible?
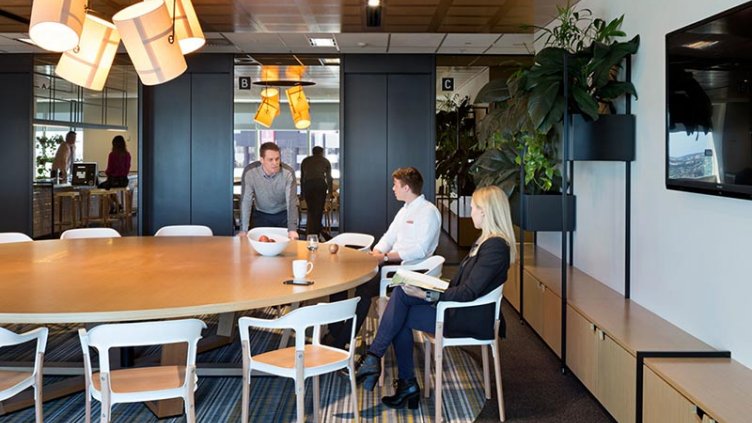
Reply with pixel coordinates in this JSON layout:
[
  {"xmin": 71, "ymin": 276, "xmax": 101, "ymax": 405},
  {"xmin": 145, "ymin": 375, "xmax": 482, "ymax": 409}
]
[
  {"xmin": 435, "ymin": 95, "xmax": 481, "ymax": 197},
  {"xmin": 35, "ymin": 134, "xmax": 62, "ymax": 179}
]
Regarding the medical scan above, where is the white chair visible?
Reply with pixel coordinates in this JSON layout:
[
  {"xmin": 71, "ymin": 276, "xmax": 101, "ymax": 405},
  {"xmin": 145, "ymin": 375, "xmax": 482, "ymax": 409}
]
[
  {"xmin": 238, "ymin": 298, "xmax": 360, "ymax": 423},
  {"xmin": 0, "ymin": 232, "xmax": 33, "ymax": 244},
  {"xmin": 0, "ymin": 327, "xmax": 48, "ymax": 423},
  {"xmin": 376, "ymin": 255, "xmax": 445, "ymax": 385},
  {"xmin": 325, "ymin": 233, "xmax": 375, "ymax": 252},
  {"xmin": 155, "ymin": 225, "xmax": 213, "ymax": 237},
  {"xmin": 78, "ymin": 319, "xmax": 206, "ymax": 423},
  {"xmin": 61, "ymin": 228, "xmax": 121, "ymax": 240},
  {"xmin": 420, "ymin": 284, "xmax": 506, "ymax": 423}
]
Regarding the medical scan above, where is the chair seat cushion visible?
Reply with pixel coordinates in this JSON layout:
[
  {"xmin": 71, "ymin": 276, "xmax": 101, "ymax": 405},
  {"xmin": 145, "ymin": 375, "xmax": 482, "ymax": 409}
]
[
  {"xmin": 92, "ymin": 365, "xmax": 186, "ymax": 393},
  {"xmin": 0, "ymin": 370, "xmax": 32, "ymax": 392},
  {"xmin": 254, "ymin": 345, "xmax": 348, "ymax": 369}
]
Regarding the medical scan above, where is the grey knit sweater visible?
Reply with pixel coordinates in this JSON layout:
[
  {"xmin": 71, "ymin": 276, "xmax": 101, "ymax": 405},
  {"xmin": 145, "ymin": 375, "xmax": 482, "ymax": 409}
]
[{"xmin": 240, "ymin": 162, "xmax": 298, "ymax": 232}]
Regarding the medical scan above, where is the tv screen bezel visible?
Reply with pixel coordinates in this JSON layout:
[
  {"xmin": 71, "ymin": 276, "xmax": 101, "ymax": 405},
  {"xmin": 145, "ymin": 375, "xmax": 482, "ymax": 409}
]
[{"xmin": 665, "ymin": 1, "xmax": 752, "ymax": 200}]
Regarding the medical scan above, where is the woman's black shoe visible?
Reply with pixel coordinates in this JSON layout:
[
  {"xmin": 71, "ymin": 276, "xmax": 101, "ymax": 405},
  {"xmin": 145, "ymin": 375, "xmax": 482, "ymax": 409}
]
[
  {"xmin": 382, "ymin": 378, "xmax": 420, "ymax": 409},
  {"xmin": 354, "ymin": 352, "xmax": 381, "ymax": 391}
]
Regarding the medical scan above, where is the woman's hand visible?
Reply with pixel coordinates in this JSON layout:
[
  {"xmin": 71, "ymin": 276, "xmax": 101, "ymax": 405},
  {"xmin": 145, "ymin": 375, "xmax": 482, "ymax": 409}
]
[{"xmin": 401, "ymin": 285, "xmax": 426, "ymax": 299}]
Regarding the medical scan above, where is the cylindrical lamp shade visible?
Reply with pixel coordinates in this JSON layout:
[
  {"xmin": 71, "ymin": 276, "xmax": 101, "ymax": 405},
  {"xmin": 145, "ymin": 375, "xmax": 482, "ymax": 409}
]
[
  {"xmin": 164, "ymin": 0, "xmax": 205, "ymax": 54},
  {"xmin": 261, "ymin": 65, "xmax": 279, "ymax": 81},
  {"xmin": 264, "ymin": 92, "xmax": 281, "ymax": 116},
  {"xmin": 254, "ymin": 99, "xmax": 279, "ymax": 127},
  {"xmin": 292, "ymin": 106, "xmax": 311, "ymax": 129},
  {"xmin": 55, "ymin": 15, "xmax": 121, "ymax": 91},
  {"xmin": 29, "ymin": 0, "xmax": 86, "ymax": 52},
  {"xmin": 285, "ymin": 65, "xmax": 305, "ymax": 81},
  {"xmin": 260, "ymin": 87, "xmax": 279, "ymax": 98},
  {"xmin": 113, "ymin": 1, "xmax": 187, "ymax": 85}
]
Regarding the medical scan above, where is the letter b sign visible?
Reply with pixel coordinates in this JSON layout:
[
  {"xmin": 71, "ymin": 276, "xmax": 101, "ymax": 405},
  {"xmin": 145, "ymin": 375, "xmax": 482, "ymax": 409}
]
[{"xmin": 239, "ymin": 77, "xmax": 251, "ymax": 90}]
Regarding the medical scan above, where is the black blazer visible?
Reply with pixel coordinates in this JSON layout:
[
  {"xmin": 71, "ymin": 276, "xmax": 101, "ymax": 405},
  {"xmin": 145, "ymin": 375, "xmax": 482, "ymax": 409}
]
[{"xmin": 439, "ymin": 237, "xmax": 510, "ymax": 340}]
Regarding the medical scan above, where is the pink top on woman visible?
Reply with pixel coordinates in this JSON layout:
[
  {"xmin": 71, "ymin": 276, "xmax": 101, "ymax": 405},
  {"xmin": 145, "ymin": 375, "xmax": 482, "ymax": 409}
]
[{"xmin": 105, "ymin": 152, "xmax": 131, "ymax": 177}]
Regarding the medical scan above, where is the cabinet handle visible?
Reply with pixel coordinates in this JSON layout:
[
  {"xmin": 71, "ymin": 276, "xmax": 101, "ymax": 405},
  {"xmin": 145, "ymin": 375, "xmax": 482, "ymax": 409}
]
[
  {"xmin": 597, "ymin": 329, "xmax": 605, "ymax": 341},
  {"xmin": 589, "ymin": 323, "xmax": 596, "ymax": 332}
]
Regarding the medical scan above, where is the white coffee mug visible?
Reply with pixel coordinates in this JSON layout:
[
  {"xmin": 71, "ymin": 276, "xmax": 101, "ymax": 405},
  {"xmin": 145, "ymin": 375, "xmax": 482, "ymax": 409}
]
[{"xmin": 292, "ymin": 259, "xmax": 314, "ymax": 280}]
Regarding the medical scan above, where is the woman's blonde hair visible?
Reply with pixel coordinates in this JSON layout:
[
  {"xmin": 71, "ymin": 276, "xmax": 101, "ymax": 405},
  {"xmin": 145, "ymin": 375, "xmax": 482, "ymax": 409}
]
[{"xmin": 471, "ymin": 185, "xmax": 517, "ymax": 263}]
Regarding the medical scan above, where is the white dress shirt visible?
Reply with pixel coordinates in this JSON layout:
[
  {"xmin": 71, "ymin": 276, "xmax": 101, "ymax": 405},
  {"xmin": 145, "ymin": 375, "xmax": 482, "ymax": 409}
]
[{"xmin": 373, "ymin": 194, "xmax": 441, "ymax": 263}]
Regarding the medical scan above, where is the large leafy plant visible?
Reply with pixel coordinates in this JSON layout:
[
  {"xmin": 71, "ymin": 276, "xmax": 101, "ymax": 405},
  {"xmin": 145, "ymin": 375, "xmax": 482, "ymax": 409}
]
[
  {"xmin": 35, "ymin": 134, "xmax": 62, "ymax": 178},
  {"xmin": 436, "ymin": 95, "xmax": 481, "ymax": 196}
]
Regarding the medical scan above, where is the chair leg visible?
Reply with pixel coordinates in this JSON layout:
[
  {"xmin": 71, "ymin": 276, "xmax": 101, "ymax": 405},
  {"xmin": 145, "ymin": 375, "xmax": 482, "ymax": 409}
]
[
  {"xmin": 377, "ymin": 297, "xmax": 386, "ymax": 387},
  {"xmin": 241, "ymin": 341, "xmax": 251, "ymax": 423},
  {"xmin": 423, "ymin": 339, "xmax": 431, "ymax": 398},
  {"xmin": 491, "ymin": 340, "xmax": 505, "ymax": 422},
  {"xmin": 482, "ymin": 344, "xmax": 491, "ymax": 399},
  {"xmin": 84, "ymin": 387, "xmax": 91, "ymax": 423},
  {"xmin": 313, "ymin": 375, "xmax": 320, "ymax": 423},
  {"xmin": 348, "ymin": 361, "xmax": 359, "ymax": 423},
  {"xmin": 185, "ymin": 367, "xmax": 197, "ymax": 423},
  {"xmin": 295, "ymin": 351, "xmax": 305, "ymax": 423},
  {"xmin": 33, "ymin": 384, "xmax": 43, "ymax": 423},
  {"xmin": 435, "ymin": 336, "xmax": 444, "ymax": 423}
]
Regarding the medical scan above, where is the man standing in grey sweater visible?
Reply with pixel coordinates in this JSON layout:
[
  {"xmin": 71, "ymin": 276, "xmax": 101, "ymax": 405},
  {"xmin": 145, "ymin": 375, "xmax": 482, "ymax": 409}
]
[{"xmin": 238, "ymin": 142, "xmax": 300, "ymax": 240}]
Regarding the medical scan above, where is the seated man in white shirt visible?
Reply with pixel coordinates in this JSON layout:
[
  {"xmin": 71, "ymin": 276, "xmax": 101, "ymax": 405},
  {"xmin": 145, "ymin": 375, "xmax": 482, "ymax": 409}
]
[{"xmin": 325, "ymin": 167, "xmax": 441, "ymax": 350}]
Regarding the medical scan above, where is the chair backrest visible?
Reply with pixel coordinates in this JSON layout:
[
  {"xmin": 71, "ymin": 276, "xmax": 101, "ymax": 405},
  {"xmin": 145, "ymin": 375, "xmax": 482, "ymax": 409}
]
[
  {"xmin": 383, "ymin": 255, "xmax": 445, "ymax": 280},
  {"xmin": 0, "ymin": 232, "xmax": 33, "ymax": 244},
  {"xmin": 327, "ymin": 233, "xmax": 375, "ymax": 251},
  {"xmin": 79, "ymin": 319, "xmax": 206, "ymax": 373},
  {"xmin": 61, "ymin": 228, "xmax": 121, "ymax": 239},
  {"xmin": 436, "ymin": 284, "xmax": 504, "ymax": 324},
  {"xmin": 0, "ymin": 327, "xmax": 48, "ymax": 377},
  {"xmin": 248, "ymin": 227, "xmax": 288, "ymax": 239},
  {"xmin": 239, "ymin": 297, "xmax": 359, "ymax": 351},
  {"xmin": 155, "ymin": 225, "xmax": 213, "ymax": 237}
]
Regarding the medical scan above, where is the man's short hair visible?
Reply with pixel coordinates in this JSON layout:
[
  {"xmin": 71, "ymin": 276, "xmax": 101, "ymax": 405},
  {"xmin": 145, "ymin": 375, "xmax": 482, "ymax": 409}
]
[
  {"xmin": 312, "ymin": 146, "xmax": 324, "ymax": 155},
  {"xmin": 66, "ymin": 131, "xmax": 76, "ymax": 143},
  {"xmin": 260, "ymin": 142, "xmax": 280, "ymax": 158},
  {"xmin": 392, "ymin": 167, "xmax": 423, "ymax": 195}
]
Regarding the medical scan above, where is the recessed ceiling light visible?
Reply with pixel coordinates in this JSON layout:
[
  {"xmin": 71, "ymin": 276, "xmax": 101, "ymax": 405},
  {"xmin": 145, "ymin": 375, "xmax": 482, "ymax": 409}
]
[
  {"xmin": 321, "ymin": 58, "xmax": 340, "ymax": 64},
  {"xmin": 309, "ymin": 37, "xmax": 336, "ymax": 47},
  {"xmin": 683, "ymin": 40, "xmax": 719, "ymax": 50},
  {"xmin": 368, "ymin": 0, "xmax": 380, "ymax": 6}
]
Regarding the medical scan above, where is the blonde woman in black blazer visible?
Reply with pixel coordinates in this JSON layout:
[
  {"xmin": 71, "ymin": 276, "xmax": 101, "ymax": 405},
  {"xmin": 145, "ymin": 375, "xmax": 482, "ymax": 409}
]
[{"xmin": 355, "ymin": 185, "xmax": 517, "ymax": 409}]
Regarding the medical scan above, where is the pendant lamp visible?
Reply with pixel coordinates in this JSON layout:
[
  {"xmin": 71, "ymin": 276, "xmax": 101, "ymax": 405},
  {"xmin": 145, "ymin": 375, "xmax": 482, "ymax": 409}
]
[
  {"xmin": 113, "ymin": 1, "xmax": 186, "ymax": 86},
  {"xmin": 286, "ymin": 86, "xmax": 311, "ymax": 129},
  {"xmin": 29, "ymin": 0, "xmax": 86, "ymax": 52},
  {"xmin": 260, "ymin": 66, "xmax": 280, "ymax": 97},
  {"xmin": 254, "ymin": 98, "xmax": 279, "ymax": 128},
  {"xmin": 262, "ymin": 91, "xmax": 281, "ymax": 117},
  {"xmin": 55, "ymin": 14, "xmax": 120, "ymax": 91},
  {"xmin": 285, "ymin": 65, "xmax": 305, "ymax": 81},
  {"xmin": 164, "ymin": 0, "xmax": 205, "ymax": 54}
]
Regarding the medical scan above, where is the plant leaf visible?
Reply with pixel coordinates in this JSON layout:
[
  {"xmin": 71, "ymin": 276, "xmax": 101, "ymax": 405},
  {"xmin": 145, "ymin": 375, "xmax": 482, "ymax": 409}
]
[
  {"xmin": 528, "ymin": 81, "xmax": 560, "ymax": 130},
  {"xmin": 572, "ymin": 85, "xmax": 599, "ymax": 120}
]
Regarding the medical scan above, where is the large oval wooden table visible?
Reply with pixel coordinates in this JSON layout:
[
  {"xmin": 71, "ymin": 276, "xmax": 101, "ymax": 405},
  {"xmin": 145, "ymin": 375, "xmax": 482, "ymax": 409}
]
[{"xmin": 0, "ymin": 236, "xmax": 378, "ymax": 417}]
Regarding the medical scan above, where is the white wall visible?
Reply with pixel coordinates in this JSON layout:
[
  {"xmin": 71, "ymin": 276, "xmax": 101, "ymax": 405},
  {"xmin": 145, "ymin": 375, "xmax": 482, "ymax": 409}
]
[
  {"xmin": 537, "ymin": 0, "xmax": 752, "ymax": 368},
  {"xmin": 82, "ymin": 98, "xmax": 138, "ymax": 172}
]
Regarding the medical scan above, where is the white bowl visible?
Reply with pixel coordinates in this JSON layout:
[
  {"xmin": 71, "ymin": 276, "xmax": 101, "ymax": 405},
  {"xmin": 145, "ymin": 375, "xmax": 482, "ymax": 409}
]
[{"xmin": 248, "ymin": 229, "xmax": 289, "ymax": 256}]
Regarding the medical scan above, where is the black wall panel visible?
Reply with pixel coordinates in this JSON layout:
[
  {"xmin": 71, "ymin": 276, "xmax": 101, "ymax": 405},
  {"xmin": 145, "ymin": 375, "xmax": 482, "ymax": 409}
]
[
  {"xmin": 0, "ymin": 55, "xmax": 33, "ymax": 234},
  {"xmin": 342, "ymin": 74, "xmax": 388, "ymax": 235},
  {"xmin": 141, "ymin": 54, "xmax": 233, "ymax": 235}
]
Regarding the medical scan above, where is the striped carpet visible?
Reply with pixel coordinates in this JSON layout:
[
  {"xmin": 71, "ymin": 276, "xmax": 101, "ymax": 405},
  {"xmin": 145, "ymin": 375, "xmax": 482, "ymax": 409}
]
[{"xmin": 0, "ymin": 309, "xmax": 487, "ymax": 422}]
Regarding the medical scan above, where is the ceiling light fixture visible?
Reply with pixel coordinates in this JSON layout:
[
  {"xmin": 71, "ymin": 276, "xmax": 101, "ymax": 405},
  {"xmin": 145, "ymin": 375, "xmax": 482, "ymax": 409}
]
[
  {"xmin": 309, "ymin": 37, "xmax": 336, "ymax": 47},
  {"xmin": 165, "ymin": 0, "xmax": 205, "ymax": 54},
  {"xmin": 286, "ymin": 85, "xmax": 311, "ymax": 129},
  {"xmin": 29, "ymin": 0, "xmax": 86, "ymax": 52},
  {"xmin": 366, "ymin": 1, "xmax": 382, "ymax": 27},
  {"xmin": 112, "ymin": 1, "xmax": 187, "ymax": 86},
  {"xmin": 55, "ymin": 14, "xmax": 120, "ymax": 91},
  {"xmin": 251, "ymin": 66, "xmax": 315, "ymax": 129}
]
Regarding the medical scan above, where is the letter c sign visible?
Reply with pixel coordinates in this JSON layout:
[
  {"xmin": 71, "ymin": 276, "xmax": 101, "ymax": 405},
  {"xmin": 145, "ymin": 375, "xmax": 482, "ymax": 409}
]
[{"xmin": 441, "ymin": 77, "xmax": 454, "ymax": 91}]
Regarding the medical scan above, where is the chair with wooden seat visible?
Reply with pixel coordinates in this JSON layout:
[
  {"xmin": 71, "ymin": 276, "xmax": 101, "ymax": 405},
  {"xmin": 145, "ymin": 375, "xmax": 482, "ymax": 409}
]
[
  {"xmin": 325, "ymin": 233, "xmax": 375, "ymax": 252},
  {"xmin": 155, "ymin": 225, "xmax": 213, "ymax": 237},
  {"xmin": 0, "ymin": 232, "xmax": 33, "ymax": 244},
  {"xmin": 61, "ymin": 227, "xmax": 121, "ymax": 240},
  {"xmin": 54, "ymin": 191, "xmax": 81, "ymax": 233},
  {"xmin": 238, "ymin": 298, "xmax": 360, "ymax": 423},
  {"xmin": 419, "ymin": 284, "xmax": 505, "ymax": 423},
  {"xmin": 78, "ymin": 319, "xmax": 206, "ymax": 423},
  {"xmin": 0, "ymin": 327, "xmax": 48, "ymax": 423}
]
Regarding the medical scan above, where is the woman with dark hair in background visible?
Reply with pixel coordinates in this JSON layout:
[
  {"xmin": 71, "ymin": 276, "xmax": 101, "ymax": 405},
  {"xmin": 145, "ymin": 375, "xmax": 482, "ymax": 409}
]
[{"xmin": 98, "ymin": 135, "xmax": 131, "ymax": 189}]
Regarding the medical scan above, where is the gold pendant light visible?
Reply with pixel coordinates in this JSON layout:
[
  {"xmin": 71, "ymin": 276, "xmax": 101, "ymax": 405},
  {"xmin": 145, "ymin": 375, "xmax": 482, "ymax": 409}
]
[
  {"xmin": 55, "ymin": 14, "xmax": 120, "ymax": 91},
  {"xmin": 29, "ymin": 0, "xmax": 87, "ymax": 52},
  {"xmin": 286, "ymin": 86, "xmax": 311, "ymax": 129},
  {"xmin": 113, "ymin": 1, "xmax": 187, "ymax": 86},
  {"xmin": 164, "ymin": 0, "xmax": 205, "ymax": 54},
  {"xmin": 254, "ymin": 98, "xmax": 279, "ymax": 128}
]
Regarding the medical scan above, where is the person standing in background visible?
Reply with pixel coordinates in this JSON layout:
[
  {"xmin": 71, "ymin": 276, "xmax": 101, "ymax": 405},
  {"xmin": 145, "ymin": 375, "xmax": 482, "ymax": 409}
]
[
  {"xmin": 51, "ymin": 131, "xmax": 76, "ymax": 181},
  {"xmin": 237, "ymin": 142, "xmax": 300, "ymax": 240},
  {"xmin": 300, "ymin": 146, "xmax": 333, "ymax": 237},
  {"xmin": 98, "ymin": 135, "xmax": 131, "ymax": 189}
]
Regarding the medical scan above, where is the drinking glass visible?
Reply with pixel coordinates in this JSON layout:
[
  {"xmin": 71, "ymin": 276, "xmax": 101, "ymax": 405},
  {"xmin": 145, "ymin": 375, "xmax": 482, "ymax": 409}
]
[{"xmin": 306, "ymin": 234, "xmax": 319, "ymax": 251}]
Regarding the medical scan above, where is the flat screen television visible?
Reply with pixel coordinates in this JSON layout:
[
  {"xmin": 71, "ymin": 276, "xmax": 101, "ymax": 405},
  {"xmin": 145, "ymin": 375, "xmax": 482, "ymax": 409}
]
[{"xmin": 666, "ymin": 1, "xmax": 752, "ymax": 199}]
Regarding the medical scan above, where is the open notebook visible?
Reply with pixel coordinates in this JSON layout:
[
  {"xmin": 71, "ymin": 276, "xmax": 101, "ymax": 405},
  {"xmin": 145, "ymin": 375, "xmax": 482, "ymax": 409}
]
[{"xmin": 389, "ymin": 269, "xmax": 449, "ymax": 292}]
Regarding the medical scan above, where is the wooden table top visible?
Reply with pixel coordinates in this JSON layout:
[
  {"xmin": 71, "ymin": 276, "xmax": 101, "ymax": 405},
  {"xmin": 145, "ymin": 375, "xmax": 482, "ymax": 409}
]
[{"xmin": 0, "ymin": 237, "xmax": 378, "ymax": 324}]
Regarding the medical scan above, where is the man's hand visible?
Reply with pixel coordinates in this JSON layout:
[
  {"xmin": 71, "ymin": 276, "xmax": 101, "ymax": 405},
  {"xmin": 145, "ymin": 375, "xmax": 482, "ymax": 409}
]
[
  {"xmin": 237, "ymin": 231, "xmax": 247, "ymax": 238},
  {"xmin": 402, "ymin": 285, "xmax": 426, "ymax": 299},
  {"xmin": 288, "ymin": 231, "xmax": 300, "ymax": 240},
  {"xmin": 371, "ymin": 250, "xmax": 386, "ymax": 263}
]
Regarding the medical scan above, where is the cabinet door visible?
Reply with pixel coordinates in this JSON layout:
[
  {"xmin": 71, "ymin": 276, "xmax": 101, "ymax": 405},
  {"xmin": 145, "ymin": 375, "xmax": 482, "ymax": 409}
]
[
  {"xmin": 505, "ymin": 263, "xmax": 520, "ymax": 312},
  {"xmin": 643, "ymin": 367, "xmax": 701, "ymax": 423},
  {"xmin": 566, "ymin": 306, "xmax": 598, "ymax": 393},
  {"xmin": 542, "ymin": 286, "xmax": 562, "ymax": 357},
  {"xmin": 522, "ymin": 272, "xmax": 544, "ymax": 334},
  {"xmin": 597, "ymin": 332, "xmax": 636, "ymax": 423}
]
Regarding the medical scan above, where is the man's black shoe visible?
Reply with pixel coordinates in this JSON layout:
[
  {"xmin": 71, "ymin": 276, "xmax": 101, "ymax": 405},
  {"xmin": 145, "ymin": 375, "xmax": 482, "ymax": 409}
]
[{"xmin": 382, "ymin": 378, "xmax": 420, "ymax": 409}]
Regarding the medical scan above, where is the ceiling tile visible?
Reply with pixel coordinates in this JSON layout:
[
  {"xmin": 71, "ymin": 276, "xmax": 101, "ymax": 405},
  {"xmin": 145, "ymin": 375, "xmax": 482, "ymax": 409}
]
[
  {"xmin": 441, "ymin": 33, "xmax": 502, "ymax": 47},
  {"xmin": 389, "ymin": 33, "xmax": 445, "ymax": 47}
]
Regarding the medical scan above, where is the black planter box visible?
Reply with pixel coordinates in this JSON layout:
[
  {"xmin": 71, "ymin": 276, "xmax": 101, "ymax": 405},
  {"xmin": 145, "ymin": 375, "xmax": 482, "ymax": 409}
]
[
  {"xmin": 570, "ymin": 114, "xmax": 635, "ymax": 161},
  {"xmin": 521, "ymin": 194, "xmax": 576, "ymax": 232}
]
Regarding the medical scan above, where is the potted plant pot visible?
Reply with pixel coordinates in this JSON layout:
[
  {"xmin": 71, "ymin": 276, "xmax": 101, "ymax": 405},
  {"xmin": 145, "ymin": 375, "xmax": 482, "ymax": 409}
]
[
  {"xmin": 570, "ymin": 114, "xmax": 635, "ymax": 161},
  {"xmin": 520, "ymin": 193, "xmax": 576, "ymax": 232}
]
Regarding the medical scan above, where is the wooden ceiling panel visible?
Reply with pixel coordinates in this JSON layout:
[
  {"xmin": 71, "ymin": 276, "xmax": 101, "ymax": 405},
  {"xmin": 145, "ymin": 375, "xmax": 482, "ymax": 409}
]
[
  {"xmin": 385, "ymin": 6, "xmax": 436, "ymax": 16},
  {"xmin": 386, "ymin": 16, "xmax": 434, "ymax": 25},
  {"xmin": 446, "ymin": 6, "xmax": 501, "ymax": 16},
  {"xmin": 442, "ymin": 16, "xmax": 493, "ymax": 26}
]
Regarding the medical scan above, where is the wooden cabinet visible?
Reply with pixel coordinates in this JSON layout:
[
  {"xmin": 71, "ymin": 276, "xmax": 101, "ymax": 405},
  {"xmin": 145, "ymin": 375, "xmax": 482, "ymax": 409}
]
[
  {"xmin": 522, "ymin": 271, "xmax": 561, "ymax": 357},
  {"xmin": 566, "ymin": 306, "xmax": 635, "ymax": 422},
  {"xmin": 505, "ymin": 261, "xmax": 520, "ymax": 312},
  {"xmin": 643, "ymin": 367, "xmax": 700, "ymax": 423}
]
